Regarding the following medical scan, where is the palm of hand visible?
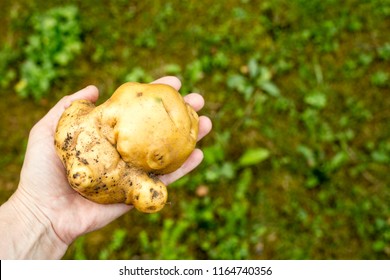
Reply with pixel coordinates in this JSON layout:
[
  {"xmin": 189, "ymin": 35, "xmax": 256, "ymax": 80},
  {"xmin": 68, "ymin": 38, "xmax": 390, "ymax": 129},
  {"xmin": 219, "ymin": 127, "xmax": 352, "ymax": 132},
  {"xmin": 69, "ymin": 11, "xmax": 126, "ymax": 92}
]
[{"xmin": 19, "ymin": 106, "xmax": 131, "ymax": 245}]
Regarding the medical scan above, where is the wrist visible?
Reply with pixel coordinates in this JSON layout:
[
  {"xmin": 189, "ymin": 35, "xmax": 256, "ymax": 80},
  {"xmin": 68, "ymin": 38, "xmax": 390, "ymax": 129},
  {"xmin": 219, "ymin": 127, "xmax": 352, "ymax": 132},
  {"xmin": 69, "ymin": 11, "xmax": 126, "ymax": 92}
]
[{"xmin": 0, "ymin": 189, "xmax": 68, "ymax": 259}]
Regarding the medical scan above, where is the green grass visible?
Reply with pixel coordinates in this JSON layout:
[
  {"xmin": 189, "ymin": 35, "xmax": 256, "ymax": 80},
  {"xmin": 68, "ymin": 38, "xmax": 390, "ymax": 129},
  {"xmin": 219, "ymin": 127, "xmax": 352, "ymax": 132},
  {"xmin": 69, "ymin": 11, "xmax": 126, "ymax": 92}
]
[{"xmin": 0, "ymin": 0, "xmax": 389, "ymax": 259}]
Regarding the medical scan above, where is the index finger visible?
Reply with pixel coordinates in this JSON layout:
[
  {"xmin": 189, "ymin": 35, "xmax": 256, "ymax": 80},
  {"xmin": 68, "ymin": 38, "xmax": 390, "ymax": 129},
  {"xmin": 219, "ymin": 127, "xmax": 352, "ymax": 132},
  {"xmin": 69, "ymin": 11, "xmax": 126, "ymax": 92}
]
[{"xmin": 151, "ymin": 76, "xmax": 182, "ymax": 91}]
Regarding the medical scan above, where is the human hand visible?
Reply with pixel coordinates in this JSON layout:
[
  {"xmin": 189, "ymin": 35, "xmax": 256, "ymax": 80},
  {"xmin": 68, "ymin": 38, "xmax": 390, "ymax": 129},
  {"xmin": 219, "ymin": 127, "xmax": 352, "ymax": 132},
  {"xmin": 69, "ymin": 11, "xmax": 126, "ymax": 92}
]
[{"xmin": 1, "ymin": 76, "xmax": 211, "ymax": 259}]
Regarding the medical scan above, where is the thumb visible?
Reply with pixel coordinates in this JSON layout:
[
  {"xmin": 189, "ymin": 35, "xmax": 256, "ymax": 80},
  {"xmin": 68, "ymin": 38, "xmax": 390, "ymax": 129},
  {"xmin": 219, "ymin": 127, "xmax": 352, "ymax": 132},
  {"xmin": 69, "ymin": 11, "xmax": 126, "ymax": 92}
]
[{"xmin": 42, "ymin": 85, "xmax": 100, "ymax": 131}]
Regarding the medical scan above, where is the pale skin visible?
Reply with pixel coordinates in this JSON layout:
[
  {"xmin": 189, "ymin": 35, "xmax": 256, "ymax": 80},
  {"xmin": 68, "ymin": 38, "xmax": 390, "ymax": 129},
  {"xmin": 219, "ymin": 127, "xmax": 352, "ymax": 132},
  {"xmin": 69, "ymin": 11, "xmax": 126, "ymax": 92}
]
[{"xmin": 0, "ymin": 76, "xmax": 212, "ymax": 259}]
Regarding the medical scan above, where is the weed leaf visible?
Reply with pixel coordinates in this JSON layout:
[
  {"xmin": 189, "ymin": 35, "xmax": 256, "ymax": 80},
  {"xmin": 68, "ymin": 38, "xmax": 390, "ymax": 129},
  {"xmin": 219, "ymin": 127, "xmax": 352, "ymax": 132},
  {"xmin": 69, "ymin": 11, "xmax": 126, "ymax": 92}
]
[{"xmin": 239, "ymin": 148, "xmax": 270, "ymax": 166}]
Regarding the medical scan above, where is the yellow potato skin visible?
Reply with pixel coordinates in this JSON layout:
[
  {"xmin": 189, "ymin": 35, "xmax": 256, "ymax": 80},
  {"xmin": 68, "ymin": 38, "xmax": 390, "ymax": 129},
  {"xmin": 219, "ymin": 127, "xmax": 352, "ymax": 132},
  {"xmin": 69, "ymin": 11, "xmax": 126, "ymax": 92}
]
[{"xmin": 54, "ymin": 82, "xmax": 199, "ymax": 213}]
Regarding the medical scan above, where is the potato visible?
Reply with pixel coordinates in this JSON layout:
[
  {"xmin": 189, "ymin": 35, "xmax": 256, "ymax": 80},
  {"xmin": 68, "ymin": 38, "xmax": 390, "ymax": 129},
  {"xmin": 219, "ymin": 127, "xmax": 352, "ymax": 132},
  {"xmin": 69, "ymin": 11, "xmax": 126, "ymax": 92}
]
[{"xmin": 54, "ymin": 82, "xmax": 199, "ymax": 213}]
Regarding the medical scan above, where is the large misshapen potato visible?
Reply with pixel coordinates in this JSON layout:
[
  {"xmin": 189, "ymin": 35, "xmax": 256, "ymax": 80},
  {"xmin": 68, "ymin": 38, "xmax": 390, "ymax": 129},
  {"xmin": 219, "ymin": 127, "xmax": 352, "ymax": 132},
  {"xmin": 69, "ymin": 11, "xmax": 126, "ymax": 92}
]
[{"xmin": 54, "ymin": 82, "xmax": 199, "ymax": 213}]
